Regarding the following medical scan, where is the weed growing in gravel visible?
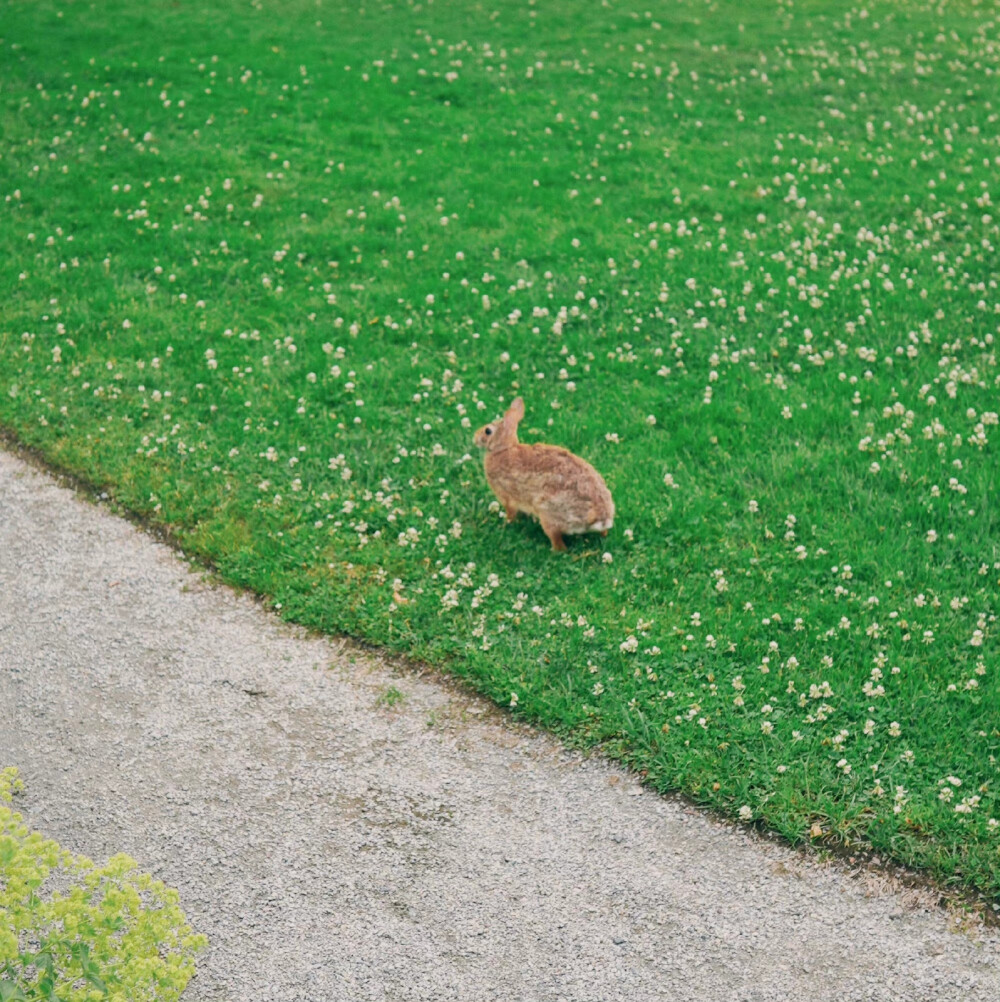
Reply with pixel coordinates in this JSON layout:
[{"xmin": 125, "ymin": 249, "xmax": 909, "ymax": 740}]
[
  {"xmin": 0, "ymin": 0, "xmax": 997, "ymax": 900},
  {"xmin": 377, "ymin": 684, "xmax": 407, "ymax": 709}
]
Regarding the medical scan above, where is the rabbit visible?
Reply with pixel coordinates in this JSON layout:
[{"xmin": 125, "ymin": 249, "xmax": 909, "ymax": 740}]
[{"xmin": 473, "ymin": 396, "xmax": 614, "ymax": 551}]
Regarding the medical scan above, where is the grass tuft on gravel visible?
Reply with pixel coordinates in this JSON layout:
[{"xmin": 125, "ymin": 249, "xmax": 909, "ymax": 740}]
[{"xmin": 1, "ymin": 0, "xmax": 998, "ymax": 901}]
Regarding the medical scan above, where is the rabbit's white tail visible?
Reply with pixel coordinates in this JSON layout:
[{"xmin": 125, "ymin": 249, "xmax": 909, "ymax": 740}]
[{"xmin": 588, "ymin": 518, "xmax": 613, "ymax": 532}]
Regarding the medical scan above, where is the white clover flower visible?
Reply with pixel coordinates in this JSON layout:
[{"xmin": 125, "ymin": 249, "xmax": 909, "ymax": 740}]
[
  {"xmin": 897, "ymin": 781, "xmax": 913, "ymax": 813},
  {"xmin": 738, "ymin": 805, "xmax": 753, "ymax": 821}
]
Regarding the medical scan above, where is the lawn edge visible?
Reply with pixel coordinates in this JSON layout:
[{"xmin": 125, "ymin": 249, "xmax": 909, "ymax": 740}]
[{"xmin": 1, "ymin": 421, "xmax": 995, "ymax": 932}]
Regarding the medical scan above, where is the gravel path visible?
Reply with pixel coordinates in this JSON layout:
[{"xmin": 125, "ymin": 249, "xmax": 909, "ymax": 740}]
[{"xmin": 1, "ymin": 448, "xmax": 997, "ymax": 1001}]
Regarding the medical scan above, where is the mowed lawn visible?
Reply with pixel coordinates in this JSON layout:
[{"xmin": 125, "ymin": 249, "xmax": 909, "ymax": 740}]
[{"xmin": 1, "ymin": 0, "xmax": 998, "ymax": 901}]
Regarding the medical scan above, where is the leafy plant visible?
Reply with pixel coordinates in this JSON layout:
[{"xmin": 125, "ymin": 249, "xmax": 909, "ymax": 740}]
[{"xmin": 0, "ymin": 768, "xmax": 206, "ymax": 1002}]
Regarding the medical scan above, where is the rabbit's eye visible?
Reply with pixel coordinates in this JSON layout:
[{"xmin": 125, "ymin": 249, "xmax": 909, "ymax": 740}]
[{"xmin": 485, "ymin": 427, "xmax": 493, "ymax": 435}]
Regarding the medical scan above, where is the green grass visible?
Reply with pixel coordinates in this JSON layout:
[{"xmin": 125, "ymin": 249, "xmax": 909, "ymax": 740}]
[{"xmin": 1, "ymin": 0, "xmax": 998, "ymax": 902}]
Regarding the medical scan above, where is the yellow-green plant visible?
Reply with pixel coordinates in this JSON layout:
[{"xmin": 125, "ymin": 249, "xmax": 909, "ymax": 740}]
[{"xmin": 0, "ymin": 768, "xmax": 206, "ymax": 1002}]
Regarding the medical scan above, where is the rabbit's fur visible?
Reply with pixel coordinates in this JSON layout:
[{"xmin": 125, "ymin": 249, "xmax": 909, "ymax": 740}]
[{"xmin": 474, "ymin": 397, "xmax": 614, "ymax": 551}]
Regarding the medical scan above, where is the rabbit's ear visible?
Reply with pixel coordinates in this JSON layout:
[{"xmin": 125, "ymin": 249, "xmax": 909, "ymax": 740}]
[{"xmin": 504, "ymin": 396, "xmax": 525, "ymax": 428}]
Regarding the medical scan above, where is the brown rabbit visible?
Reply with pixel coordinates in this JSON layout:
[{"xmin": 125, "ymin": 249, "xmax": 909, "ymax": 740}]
[{"xmin": 473, "ymin": 397, "xmax": 614, "ymax": 551}]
